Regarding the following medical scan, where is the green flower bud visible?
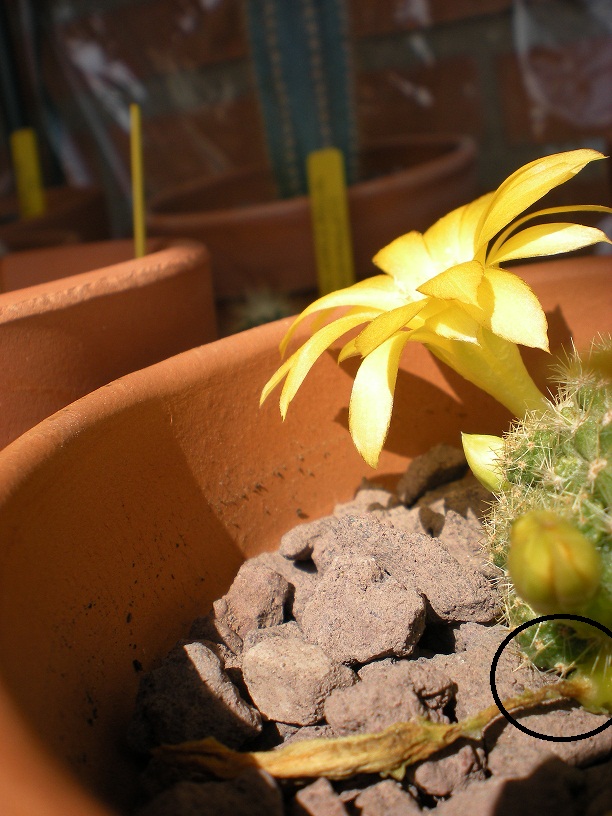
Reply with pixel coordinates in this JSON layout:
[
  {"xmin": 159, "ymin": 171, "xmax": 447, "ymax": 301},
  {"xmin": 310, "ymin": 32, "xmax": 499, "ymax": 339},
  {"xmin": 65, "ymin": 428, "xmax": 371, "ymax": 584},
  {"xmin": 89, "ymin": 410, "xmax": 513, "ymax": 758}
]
[
  {"xmin": 508, "ymin": 510, "xmax": 601, "ymax": 615},
  {"xmin": 461, "ymin": 433, "xmax": 506, "ymax": 493}
]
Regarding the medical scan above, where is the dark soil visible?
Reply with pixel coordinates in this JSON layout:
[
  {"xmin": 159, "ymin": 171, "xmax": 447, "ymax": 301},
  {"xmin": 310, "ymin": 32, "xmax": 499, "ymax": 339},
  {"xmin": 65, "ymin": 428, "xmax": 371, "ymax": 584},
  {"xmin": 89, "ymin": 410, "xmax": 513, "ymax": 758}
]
[{"xmin": 127, "ymin": 444, "xmax": 612, "ymax": 816}]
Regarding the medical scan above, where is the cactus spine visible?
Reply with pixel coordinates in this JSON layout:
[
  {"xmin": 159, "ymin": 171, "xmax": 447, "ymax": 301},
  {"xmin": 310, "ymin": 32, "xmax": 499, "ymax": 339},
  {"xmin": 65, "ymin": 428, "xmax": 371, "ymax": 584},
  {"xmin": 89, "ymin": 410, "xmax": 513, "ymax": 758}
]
[{"xmin": 484, "ymin": 337, "xmax": 612, "ymax": 713}]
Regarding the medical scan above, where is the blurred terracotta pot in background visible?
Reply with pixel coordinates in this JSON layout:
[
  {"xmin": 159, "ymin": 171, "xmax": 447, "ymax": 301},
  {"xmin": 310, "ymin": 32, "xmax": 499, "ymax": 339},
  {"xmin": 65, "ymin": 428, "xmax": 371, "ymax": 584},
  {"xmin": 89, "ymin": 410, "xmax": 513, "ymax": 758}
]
[
  {"xmin": 0, "ymin": 238, "xmax": 216, "ymax": 449},
  {"xmin": 147, "ymin": 134, "xmax": 478, "ymax": 299},
  {"xmin": 0, "ymin": 256, "xmax": 608, "ymax": 815},
  {"xmin": 0, "ymin": 185, "xmax": 111, "ymax": 252}
]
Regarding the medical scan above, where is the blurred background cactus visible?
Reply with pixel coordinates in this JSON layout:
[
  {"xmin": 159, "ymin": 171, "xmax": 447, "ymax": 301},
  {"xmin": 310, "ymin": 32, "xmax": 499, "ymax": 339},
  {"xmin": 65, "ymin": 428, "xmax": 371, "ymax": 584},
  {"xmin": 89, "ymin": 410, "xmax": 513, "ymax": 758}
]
[{"xmin": 483, "ymin": 336, "xmax": 612, "ymax": 712}]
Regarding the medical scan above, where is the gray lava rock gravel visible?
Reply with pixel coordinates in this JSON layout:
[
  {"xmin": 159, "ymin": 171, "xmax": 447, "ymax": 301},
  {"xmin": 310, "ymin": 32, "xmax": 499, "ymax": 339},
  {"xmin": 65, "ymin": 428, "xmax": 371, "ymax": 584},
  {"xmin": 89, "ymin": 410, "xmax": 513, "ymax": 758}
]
[{"xmin": 129, "ymin": 453, "xmax": 612, "ymax": 815}]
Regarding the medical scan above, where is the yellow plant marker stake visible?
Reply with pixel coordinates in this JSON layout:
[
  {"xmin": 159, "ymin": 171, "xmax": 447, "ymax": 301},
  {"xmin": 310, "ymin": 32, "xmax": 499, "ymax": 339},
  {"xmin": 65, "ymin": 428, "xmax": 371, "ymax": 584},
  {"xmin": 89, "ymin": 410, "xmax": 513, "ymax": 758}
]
[
  {"xmin": 307, "ymin": 147, "xmax": 355, "ymax": 295},
  {"xmin": 10, "ymin": 127, "xmax": 45, "ymax": 219},
  {"xmin": 130, "ymin": 103, "xmax": 146, "ymax": 258}
]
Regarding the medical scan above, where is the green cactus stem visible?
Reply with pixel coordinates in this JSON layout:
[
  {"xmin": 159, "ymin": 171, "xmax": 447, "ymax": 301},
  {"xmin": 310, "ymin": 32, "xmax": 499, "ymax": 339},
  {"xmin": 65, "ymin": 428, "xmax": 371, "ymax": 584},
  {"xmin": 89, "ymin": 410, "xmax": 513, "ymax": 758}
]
[{"xmin": 483, "ymin": 337, "xmax": 612, "ymax": 713}]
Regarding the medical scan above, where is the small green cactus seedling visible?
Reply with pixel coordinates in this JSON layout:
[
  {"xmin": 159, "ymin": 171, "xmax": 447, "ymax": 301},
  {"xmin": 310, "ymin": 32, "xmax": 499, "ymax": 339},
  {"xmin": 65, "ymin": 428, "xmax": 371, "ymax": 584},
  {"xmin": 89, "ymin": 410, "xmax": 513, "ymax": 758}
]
[{"xmin": 468, "ymin": 339, "xmax": 612, "ymax": 713}]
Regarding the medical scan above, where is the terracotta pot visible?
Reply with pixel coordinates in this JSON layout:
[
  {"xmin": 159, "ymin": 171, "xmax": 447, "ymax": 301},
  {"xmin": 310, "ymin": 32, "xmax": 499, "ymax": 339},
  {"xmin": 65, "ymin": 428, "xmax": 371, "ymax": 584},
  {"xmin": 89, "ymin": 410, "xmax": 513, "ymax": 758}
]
[
  {"xmin": 147, "ymin": 134, "xmax": 478, "ymax": 299},
  {"xmin": 0, "ymin": 256, "xmax": 608, "ymax": 815},
  {"xmin": 0, "ymin": 186, "xmax": 111, "ymax": 251},
  {"xmin": 0, "ymin": 238, "xmax": 217, "ymax": 450},
  {"xmin": 0, "ymin": 227, "xmax": 80, "ymax": 252}
]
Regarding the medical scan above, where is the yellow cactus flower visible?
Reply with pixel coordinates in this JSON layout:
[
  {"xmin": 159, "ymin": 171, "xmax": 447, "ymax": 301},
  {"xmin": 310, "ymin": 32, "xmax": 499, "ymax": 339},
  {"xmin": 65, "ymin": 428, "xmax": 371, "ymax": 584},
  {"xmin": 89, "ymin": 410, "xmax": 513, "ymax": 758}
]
[{"xmin": 262, "ymin": 149, "xmax": 611, "ymax": 467}]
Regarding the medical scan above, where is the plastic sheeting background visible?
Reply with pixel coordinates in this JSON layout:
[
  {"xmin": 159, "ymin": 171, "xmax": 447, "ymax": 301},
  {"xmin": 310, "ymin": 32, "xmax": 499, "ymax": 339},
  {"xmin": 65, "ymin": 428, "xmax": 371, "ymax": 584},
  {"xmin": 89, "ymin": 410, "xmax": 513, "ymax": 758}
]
[
  {"xmin": 26, "ymin": 0, "xmax": 612, "ymax": 232},
  {"xmin": 513, "ymin": 0, "xmax": 612, "ymax": 134}
]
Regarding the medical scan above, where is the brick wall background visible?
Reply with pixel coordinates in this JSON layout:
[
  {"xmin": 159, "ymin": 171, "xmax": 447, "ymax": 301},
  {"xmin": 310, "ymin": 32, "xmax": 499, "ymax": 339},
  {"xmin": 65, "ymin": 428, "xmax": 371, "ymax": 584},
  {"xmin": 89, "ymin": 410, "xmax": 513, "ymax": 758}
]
[{"xmin": 2, "ymin": 0, "xmax": 611, "ymax": 232}]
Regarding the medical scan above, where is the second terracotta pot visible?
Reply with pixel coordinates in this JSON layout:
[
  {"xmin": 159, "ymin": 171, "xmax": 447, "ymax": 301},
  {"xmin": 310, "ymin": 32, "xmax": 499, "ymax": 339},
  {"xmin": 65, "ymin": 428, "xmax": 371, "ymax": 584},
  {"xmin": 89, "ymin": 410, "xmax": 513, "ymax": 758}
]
[
  {"xmin": 147, "ymin": 134, "xmax": 478, "ymax": 299},
  {"xmin": 0, "ymin": 238, "xmax": 217, "ymax": 449},
  {"xmin": 0, "ymin": 185, "xmax": 111, "ymax": 251}
]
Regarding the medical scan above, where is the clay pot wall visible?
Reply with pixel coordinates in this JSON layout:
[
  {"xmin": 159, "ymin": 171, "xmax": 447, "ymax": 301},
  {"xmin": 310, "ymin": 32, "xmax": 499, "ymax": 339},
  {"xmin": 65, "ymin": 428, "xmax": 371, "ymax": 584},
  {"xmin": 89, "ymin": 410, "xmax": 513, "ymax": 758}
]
[
  {"xmin": 0, "ymin": 186, "xmax": 111, "ymax": 251},
  {"xmin": 0, "ymin": 238, "xmax": 216, "ymax": 449}
]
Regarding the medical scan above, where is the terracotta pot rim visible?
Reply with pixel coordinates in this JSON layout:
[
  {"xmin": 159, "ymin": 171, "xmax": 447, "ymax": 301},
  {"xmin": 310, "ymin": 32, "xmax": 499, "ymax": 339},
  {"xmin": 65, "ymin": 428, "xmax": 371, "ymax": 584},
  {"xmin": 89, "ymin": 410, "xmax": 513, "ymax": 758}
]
[
  {"xmin": 0, "ymin": 227, "xmax": 80, "ymax": 248},
  {"xmin": 0, "ymin": 185, "xmax": 106, "ymax": 229},
  {"xmin": 0, "ymin": 239, "xmax": 210, "ymax": 318},
  {"xmin": 0, "ymin": 312, "xmax": 290, "ymax": 489},
  {"xmin": 148, "ymin": 133, "xmax": 477, "ymax": 226}
]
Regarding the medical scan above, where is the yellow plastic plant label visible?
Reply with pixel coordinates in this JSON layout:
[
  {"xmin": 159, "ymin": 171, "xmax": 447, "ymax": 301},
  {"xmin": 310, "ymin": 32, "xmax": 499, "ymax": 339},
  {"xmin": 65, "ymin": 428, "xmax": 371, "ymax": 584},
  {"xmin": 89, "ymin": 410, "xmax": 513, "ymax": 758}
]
[
  {"xmin": 10, "ymin": 127, "xmax": 45, "ymax": 219},
  {"xmin": 307, "ymin": 147, "xmax": 355, "ymax": 295},
  {"xmin": 130, "ymin": 103, "xmax": 146, "ymax": 258}
]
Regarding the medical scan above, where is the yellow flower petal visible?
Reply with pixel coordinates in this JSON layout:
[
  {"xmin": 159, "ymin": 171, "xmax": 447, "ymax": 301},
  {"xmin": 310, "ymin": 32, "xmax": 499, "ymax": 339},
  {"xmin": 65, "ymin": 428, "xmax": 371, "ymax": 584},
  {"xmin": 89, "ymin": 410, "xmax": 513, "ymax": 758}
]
[
  {"xmin": 478, "ymin": 149, "xmax": 606, "ymax": 248},
  {"xmin": 262, "ymin": 312, "xmax": 375, "ymax": 409},
  {"xmin": 417, "ymin": 260, "xmax": 484, "ymax": 306},
  {"xmin": 489, "ymin": 222, "xmax": 611, "ymax": 264},
  {"xmin": 420, "ymin": 303, "xmax": 480, "ymax": 343},
  {"xmin": 424, "ymin": 194, "xmax": 493, "ymax": 268},
  {"xmin": 425, "ymin": 328, "xmax": 547, "ymax": 416},
  {"xmin": 461, "ymin": 433, "xmax": 506, "ymax": 493},
  {"xmin": 279, "ymin": 312, "xmax": 379, "ymax": 416},
  {"xmin": 260, "ymin": 354, "xmax": 295, "ymax": 407},
  {"xmin": 279, "ymin": 276, "xmax": 402, "ymax": 356},
  {"xmin": 471, "ymin": 268, "xmax": 549, "ymax": 351},
  {"xmin": 349, "ymin": 333, "xmax": 412, "ymax": 468},
  {"xmin": 354, "ymin": 301, "xmax": 427, "ymax": 357},
  {"xmin": 486, "ymin": 203, "xmax": 612, "ymax": 260},
  {"xmin": 457, "ymin": 193, "xmax": 495, "ymax": 258},
  {"xmin": 372, "ymin": 232, "xmax": 437, "ymax": 290},
  {"xmin": 338, "ymin": 336, "xmax": 360, "ymax": 362}
]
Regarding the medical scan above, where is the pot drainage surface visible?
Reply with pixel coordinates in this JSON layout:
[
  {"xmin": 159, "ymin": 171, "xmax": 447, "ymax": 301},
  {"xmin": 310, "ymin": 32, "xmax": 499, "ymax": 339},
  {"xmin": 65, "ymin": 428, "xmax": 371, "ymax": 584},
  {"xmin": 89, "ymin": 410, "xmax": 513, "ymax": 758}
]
[{"xmin": 127, "ymin": 444, "xmax": 612, "ymax": 816}]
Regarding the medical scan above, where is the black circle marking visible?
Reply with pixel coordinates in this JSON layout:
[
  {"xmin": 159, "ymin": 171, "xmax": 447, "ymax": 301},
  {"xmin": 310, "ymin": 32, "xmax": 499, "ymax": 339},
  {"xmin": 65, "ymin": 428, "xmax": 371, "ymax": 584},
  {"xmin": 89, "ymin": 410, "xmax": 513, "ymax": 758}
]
[{"xmin": 489, "ymin": 614, "xmax": 612, "ymax": 741}]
